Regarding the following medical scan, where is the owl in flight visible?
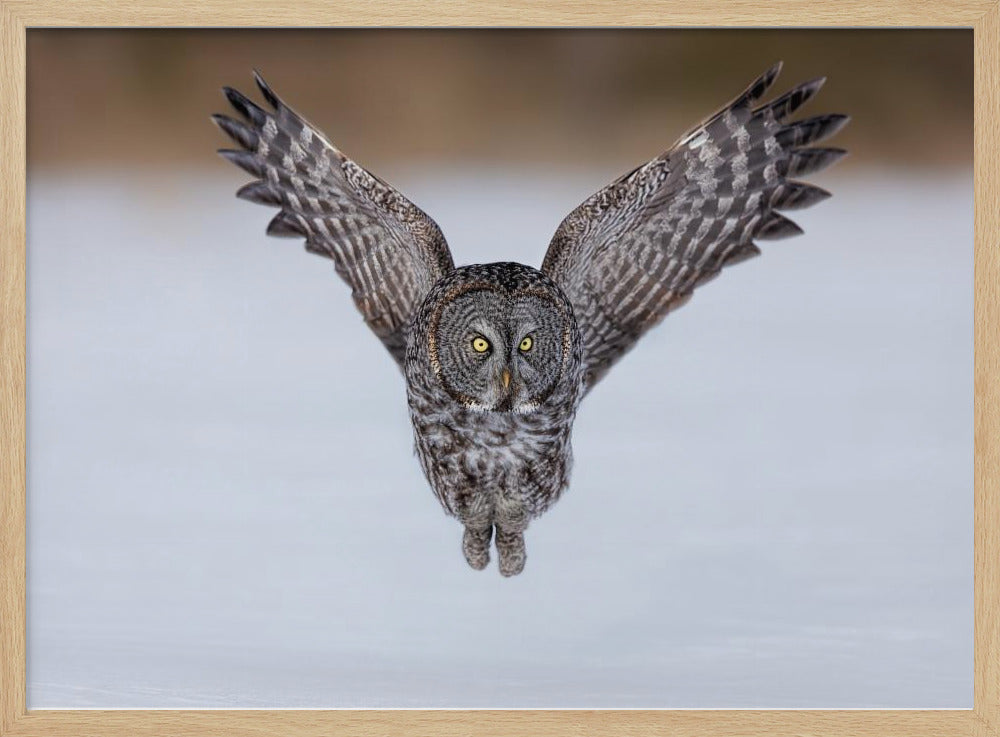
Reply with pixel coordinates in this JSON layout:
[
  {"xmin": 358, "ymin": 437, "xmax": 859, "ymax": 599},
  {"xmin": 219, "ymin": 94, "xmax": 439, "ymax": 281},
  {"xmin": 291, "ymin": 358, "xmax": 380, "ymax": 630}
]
[{"xmin": 214, "ymin": 62, "xmax": 847, "ymax": 576}]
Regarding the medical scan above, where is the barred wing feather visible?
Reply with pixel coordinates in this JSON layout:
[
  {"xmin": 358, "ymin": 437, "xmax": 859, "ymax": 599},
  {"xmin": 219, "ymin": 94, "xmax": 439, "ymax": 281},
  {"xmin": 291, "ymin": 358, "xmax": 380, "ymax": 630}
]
[
  {"xmin": 213, "ymin": 72, "xmax": 454, "ymax": 365},
  {"xmin": 541, "ymin": 62, "xmax": 848, "ymax": 390}
]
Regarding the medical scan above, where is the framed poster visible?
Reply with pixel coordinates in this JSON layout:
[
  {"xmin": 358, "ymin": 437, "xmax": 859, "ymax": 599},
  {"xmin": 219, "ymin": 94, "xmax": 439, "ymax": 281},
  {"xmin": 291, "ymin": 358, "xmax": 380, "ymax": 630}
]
[{"xmin": 1, "ymin": 5, "xmax": 996, "ymax": 736}]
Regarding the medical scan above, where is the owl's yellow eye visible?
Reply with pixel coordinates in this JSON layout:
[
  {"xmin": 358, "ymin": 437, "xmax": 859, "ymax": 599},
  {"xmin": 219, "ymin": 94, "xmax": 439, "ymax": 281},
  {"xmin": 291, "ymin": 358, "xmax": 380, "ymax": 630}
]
[
  {"xmin": 472, "ymin": 337, "xmax": 490, "ymax": 353},
  {"xmin": 519, "ymin": 336, "xmax": 533, "ymax": 352}
]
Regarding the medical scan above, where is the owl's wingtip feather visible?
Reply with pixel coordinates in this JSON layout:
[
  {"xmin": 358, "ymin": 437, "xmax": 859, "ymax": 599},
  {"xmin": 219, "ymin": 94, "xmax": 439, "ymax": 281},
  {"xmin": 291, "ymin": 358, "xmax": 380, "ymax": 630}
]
[
  {"xmin": 213, "ymin": 114, "xmax": 257, "ymax": 151},
  {"xmin": 217, "ymin": 148, "xmax": 264, "ymax": 177},
  {"xmin": 252, "ymin": 69, "xmax": 282, "ymax": 109},
  {"xmin": 734, "ymin": 61, "xmax": 784, "ymax": 110},
  {"xmin": 804, "ymin": 76, "xmax": 828, "ymax": 97},
  {"xmin": 221, "ymin": 85, "xmax": 267, "ymax": 127}
]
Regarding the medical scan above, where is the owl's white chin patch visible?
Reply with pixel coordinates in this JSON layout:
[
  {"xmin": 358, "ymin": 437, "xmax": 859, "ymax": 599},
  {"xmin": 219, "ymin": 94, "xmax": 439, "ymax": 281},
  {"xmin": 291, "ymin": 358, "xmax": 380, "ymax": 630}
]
[
  {"xmin": 462, "ymin": 400, "xmax": 539, "ymax": 415},
  {"xmin": 463, "ymin": 401, "xmax": 492, "ymax": 413}
]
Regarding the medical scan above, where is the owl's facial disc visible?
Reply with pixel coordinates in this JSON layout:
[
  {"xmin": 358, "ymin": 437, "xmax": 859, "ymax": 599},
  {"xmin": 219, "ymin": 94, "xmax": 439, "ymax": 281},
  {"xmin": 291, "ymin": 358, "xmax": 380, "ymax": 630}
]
[{"xmin": 430, "ymin": 287, "xmax": 568, "ymax": 413}]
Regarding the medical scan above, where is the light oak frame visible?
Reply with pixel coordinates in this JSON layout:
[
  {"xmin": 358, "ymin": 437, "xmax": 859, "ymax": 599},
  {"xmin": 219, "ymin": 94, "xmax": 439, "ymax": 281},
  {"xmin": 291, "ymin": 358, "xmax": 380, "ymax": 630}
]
[{"xmin": 1, "ymin": 2, "xmax": 997, "ymax": 735}]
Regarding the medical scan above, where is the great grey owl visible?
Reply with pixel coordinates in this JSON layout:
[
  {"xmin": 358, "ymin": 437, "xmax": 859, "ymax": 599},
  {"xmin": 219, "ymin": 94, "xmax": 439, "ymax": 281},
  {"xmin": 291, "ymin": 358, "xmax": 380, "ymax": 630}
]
[{"xmin": 213, "ymin": 62, "xmax": 848, "ymax": 576}]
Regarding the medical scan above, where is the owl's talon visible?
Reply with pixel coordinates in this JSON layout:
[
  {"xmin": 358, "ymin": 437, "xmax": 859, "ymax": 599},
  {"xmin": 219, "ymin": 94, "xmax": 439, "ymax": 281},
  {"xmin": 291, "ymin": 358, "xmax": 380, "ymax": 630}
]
[
  {"xmin": 495, "ymin": 529, "xmax": 526, "ymax": 577},
  {"xmin": 462, "ymin": 526, "xmax": 492, "ymax": 570}
]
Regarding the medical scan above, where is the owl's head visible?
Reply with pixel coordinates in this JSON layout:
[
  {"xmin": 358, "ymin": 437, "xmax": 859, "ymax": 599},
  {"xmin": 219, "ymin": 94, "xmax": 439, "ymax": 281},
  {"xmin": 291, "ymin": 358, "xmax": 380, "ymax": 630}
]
[{"xmin": 424, "ymin": 263, "xmax": 575, "ymax": 413}]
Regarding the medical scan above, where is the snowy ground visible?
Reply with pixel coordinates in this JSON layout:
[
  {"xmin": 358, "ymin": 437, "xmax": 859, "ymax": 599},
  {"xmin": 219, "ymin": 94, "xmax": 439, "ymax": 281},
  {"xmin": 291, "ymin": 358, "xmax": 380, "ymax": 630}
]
[{"xmin": 26, "ymin": 167, "xmax": 972, "ymax": 707}]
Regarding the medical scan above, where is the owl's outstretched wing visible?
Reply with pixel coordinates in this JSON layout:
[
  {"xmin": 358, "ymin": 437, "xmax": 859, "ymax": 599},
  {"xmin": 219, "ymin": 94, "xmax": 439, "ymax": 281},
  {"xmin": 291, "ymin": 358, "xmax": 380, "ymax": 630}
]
[
  {"xmin": 213, "ymin": 72, "xmax": 455, "ymax": 365},
  {"xmin": 541, "ymin": 62, "xmax": 848, "ymax": 390}
]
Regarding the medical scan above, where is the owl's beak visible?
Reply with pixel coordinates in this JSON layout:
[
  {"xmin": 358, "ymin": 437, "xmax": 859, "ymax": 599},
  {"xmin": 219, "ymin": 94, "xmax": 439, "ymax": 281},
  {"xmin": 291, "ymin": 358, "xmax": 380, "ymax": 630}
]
[{"xmin": 495, "ymin": 367, "xmax": 516, "ymax": 412}]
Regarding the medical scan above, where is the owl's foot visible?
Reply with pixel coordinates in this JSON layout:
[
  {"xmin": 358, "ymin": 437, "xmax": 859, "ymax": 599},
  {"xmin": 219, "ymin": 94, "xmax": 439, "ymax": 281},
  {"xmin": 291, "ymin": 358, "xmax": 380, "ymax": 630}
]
[
  {"xmin": 462, "ymin": 525, "xmax": 493, "ymax": 570},
  {"xmin": 495, "ymin": 528, "xmax": 526, "ymax": 577}
]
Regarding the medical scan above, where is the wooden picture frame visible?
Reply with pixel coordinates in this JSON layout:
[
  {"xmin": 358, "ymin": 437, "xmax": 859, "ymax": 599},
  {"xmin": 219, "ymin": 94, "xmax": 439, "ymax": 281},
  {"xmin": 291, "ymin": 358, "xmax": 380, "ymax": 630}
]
[{"xmin": 1, "ymin": 3, "xmax": 996, "ymax": 735}]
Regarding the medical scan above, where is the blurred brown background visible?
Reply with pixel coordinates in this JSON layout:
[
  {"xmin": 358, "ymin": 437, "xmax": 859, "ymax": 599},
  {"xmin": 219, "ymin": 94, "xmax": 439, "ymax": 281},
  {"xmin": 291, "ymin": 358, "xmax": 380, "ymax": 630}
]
[{"xmin": 27, "ymin": 29, "xmax": 971, "ymax": 174}]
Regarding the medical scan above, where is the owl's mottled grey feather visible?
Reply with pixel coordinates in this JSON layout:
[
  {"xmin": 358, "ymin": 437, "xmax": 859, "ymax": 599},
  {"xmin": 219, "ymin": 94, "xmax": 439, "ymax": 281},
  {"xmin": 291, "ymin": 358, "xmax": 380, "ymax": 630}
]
[
  {"xmin": 213, "ymin": 71, "xmax": 454, "ymax": 364},
  {"xmin": 214, "ymin": 64, "xmax": 847, "ymax": 575},
  {"xmin": 542, "ymin": 61, "xmax": 848, "ymax": 389}
]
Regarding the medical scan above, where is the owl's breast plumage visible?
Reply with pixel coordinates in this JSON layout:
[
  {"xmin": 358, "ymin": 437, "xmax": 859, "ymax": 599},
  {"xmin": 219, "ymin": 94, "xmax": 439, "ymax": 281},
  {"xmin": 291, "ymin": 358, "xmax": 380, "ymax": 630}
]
[{"xmin": 406, "ymin": 376, "xmax": 578, "ymax": 523}]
